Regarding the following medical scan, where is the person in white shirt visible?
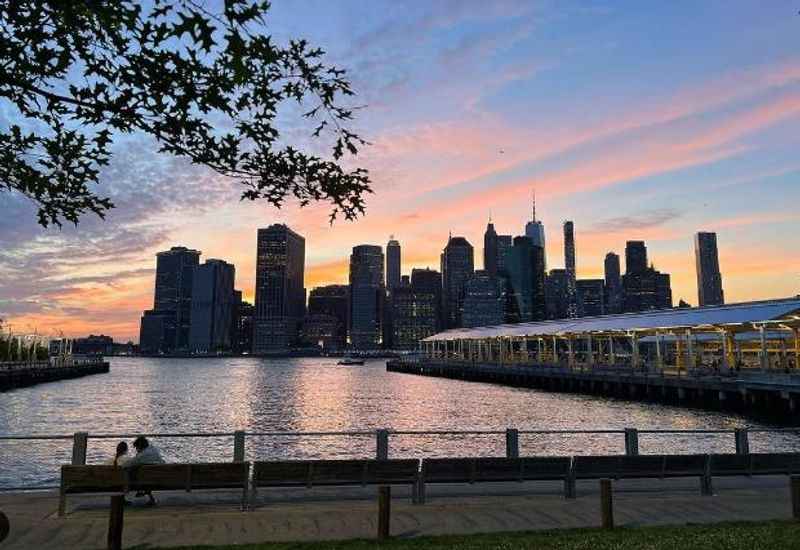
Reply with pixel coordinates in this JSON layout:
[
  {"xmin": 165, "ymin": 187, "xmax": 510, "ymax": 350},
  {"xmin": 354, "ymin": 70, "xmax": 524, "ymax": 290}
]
[
  {"xmin": 126, "ymin": 436, "xmax": 165, "ymax": 505},
  {"xmin": 107, "ymin": 441, "xmax": 130, "ymax": 467}
]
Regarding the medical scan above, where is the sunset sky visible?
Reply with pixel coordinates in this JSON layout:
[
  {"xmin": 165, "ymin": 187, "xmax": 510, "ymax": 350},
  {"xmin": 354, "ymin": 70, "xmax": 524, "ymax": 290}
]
[{"xmin": 1, "ymin": 1, "xmax": 800, "ymax": 342}]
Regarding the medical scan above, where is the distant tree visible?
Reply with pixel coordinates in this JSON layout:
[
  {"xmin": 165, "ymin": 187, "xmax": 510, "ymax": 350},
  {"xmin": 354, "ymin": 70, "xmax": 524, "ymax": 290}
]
[{"xmin": 0, "ymin": 0, "xmax": 371, "ymax": 227}]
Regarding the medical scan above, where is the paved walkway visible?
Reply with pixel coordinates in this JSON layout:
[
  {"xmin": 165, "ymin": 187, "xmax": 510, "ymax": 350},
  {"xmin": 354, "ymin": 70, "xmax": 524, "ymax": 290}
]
[{"xmin": 1, "ymin": 477, "xmax": 795, "ymax": 549}]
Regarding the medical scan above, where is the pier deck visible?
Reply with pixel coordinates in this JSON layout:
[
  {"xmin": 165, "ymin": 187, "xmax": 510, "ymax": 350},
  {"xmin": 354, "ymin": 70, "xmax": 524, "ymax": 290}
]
[
  {"xmin": 387, "ymin": 359, "xmax": 800, "ymax": 416},
  {"xmin": 1, "ymin": 476, "xmax": 796, "ymax": 549},
  {"xmin": 0, "ymin": 360, "xmax": 109, "ymax": 392}
]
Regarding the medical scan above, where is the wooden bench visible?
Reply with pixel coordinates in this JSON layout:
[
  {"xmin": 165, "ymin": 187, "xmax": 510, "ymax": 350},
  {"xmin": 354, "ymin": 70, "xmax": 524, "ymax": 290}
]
[
  {"xmin": 568, "ymin": 454, "xmax": 709, "ymax": 497},
  {"xmin": 59, "ymin": 462, "xmax": 250, "ymax": 516},
  {"xmin": 418, "ymin": 457, "xmax": 572, "ymax": 503},
  {"xmin": 250, "ymin": 459, "xmax": 420, "ymax": 508}
]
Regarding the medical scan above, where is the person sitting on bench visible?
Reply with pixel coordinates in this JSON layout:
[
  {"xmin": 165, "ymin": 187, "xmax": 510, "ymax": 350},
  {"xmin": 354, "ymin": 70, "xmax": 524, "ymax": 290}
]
[{"xmin": 125, "ymin": 436, "xmax": 165, "ymax": 506}]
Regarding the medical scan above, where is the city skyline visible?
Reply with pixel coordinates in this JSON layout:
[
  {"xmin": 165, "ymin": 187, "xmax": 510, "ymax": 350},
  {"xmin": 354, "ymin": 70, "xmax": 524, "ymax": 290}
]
[{"xmin": 2, "ymin": 2, "xmax": 800, "ymax": 341}]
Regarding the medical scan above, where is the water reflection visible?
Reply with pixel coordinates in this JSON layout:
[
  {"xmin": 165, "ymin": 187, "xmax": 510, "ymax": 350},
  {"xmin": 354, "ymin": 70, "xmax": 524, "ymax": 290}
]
[{"xmin": 1, "ymin": 356, "xmax": 799, "ymax": 488}]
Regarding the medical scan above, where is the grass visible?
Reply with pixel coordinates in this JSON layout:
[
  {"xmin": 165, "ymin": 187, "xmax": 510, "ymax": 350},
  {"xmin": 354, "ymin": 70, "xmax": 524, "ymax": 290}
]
[{"xmin": 162, "ymin": 521, "xmax": 800, "ymax": 550}]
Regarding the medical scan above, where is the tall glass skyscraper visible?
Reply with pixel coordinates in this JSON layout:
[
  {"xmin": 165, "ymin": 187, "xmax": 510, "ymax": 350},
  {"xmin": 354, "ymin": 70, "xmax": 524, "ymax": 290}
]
[
  {"xmin": 140, "ymin": 246, "xmax": 201, "ymax": 353},
  {"xmin": 253, "ymin": 224, "xmax": 306, "ymax": 353},
  {"xmin": 695, "ymin": 232, "xmax": 724, "ymax": 307},
  {"xmin": 349, "ymin": 244, "xmax": 384, "ymax": 349},
  {"xmin": 441, "ymin": 236, "xmax": 474, "ymax": 329},
  {"xmin": 189, "ymin": 259, "xmax": 236, "ymax": 353},
  {"xmin": 524, "ymin": 191, "xmax": 546, "ymax": 268},
  {"xmin": 563, "ymin": 221, "xmax": 579, "ymax": 318},
  {"xmin": 386, "ymin": 237, "xmax": 401, "ymax": 290}
]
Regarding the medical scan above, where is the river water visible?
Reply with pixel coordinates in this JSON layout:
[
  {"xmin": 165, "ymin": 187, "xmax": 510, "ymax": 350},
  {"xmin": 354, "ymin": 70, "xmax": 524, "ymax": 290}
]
[{"xmin": 2, "ymin": 357, "xmax": 800, "ymax": 489}]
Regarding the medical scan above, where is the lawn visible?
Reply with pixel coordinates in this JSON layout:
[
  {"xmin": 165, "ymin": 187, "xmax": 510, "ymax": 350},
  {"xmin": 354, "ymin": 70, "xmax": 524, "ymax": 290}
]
[{"xmin": 166, "ymin": 521, "xmax": 800, "ymax": 549}]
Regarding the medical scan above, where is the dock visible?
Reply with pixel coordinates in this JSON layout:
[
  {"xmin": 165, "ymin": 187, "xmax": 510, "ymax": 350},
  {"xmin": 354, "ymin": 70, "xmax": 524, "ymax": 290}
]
[
  {"xmin": 387, "ymin": 359, "xmax": 800, "ymax": 417},
  {"xmin": 0, "ymin": 358, "xmax": 109, "ymax": 392}
]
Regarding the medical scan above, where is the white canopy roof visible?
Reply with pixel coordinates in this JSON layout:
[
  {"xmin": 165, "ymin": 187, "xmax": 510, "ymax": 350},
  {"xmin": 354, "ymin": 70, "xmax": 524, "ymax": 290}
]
[{"xmin": 424, "ymin": 298, "xmax": 800, "ymax": 341}]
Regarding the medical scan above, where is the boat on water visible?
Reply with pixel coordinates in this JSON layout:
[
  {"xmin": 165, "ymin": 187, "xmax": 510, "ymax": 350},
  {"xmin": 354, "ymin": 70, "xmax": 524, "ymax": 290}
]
[{"xmin": 337, "ymin": 357, "xmax": 365, "ymax": 366}]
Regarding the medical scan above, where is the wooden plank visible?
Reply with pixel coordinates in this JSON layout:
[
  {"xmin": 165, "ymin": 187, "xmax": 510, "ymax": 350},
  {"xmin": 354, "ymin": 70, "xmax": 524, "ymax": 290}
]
[
  {"xmin": 572, "ymin": 456, "xmax": 621, "ymax": 480},
  {"xmin": 617, "ymin": 455, "xmax": 666, "ymax": 479},
  {"xmin": 520, "ymin": 457, "xmax": 571, "ymax": 480},
  {"xmin": 750, "ymin": 453, "xmax": 796, "ymax": 475},
  {"xmin": 61, "ymin": 465, "xmax": 127, "ymax": 494},
  {"xmin": 663, "ymin": 454, "xmax": 707, "ymax": 477},
  {"xmin": 252, "ymin": 460, "xmax": 418, "ymax": 488},
  {"xmin": 128, "ymin": 464, "xmax": 190, "ymax": 491},
  {"xmin": 708, "ymin": 454, "xmax": 751, "ymax": 476}
]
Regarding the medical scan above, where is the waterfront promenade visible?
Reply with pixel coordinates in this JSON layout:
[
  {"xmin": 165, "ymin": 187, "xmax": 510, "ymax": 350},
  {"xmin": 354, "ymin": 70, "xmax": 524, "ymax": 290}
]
[
  {"xmin": 1, "ymin": 475, "xmax": 796, "ymax": 549},
  {"xmin": 0, "ymin": 358, "xmax": 109, "ymax": 392}
]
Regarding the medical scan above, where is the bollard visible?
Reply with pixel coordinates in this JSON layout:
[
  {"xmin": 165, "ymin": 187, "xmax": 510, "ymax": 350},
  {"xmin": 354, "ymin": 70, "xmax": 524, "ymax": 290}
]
[
  {"xmin": 792, "ymin": 476, "xmax": 800, "ymax": 520},
  {"xmin": 0, "ymin": 510, "xmax": 9, "ymax": 544},
  {"xmin": 233, "ymin": 431, "xmax": 246, "ymax": 463},
  {"xmin": 378, "ymin": 486, "xmax": 391, "ymax": 540},
  {"xmin": 107, "ymin": 495, "xmax": 124, "ymax": 550},
  {"xmin": 72, "ymin": 432, "xmax": 88, "ymax": 465},
  {"xmin": 734, "ymin": 429, "xmax": 750, "ymax": 455},
  {"xmin": 600, "ymin": 479, "xmax": 614, "ymax": 529},
  {"xmin": 506, "ymin": 429, "xmax": 520, "ymax": 459},
  {"xmin": 624, "ymin": 428, "xmax": 639, "ymax": 456},
  {"xmin": 376, "ymin": 429, "xmax": 389, "ymax": 460}
]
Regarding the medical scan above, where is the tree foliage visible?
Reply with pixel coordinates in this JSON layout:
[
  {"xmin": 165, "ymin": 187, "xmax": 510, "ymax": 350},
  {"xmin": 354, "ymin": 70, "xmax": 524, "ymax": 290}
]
[{"xmin": 0, "ymin": 0, "xmax": 371, "ymax": 227}]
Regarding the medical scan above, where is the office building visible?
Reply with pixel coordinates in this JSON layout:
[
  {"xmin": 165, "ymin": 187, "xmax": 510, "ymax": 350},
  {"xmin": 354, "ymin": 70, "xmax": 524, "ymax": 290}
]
[
  {"xmin": 462, "ymin": 270, "xmax": 507, "ymax": 328},
  {"xmin": 563, "ymin": 221, "xmax": 579, "ymax": 318},
  {"xmin": 301, "ymin": 314, "xmax": 341, "ymax": 350},
  {"xmin": 253, "ymin": 225, "xmax": 306, "ymax": 353},
  {"xmin": 506, "ymin": 236, "xmax": 547, "ymax": 322},
  {"xmin": 349, "ymin": 245, "xmax": 384, "ymax": 349},
  {"xmin": 411, "ymin": 268, "xmax": 443, "ymax": 331},
  {"xmin": 524, "ymin": 191, "xmax": 546, "ymax": 268},
  {"xmin": 234, "ymin": 299, "xmax": 254, "ymax": 354},
  {"xmin": 545, "ymin": 269, "xmax": 570, "ymax": 320},
  {"xmin": 308, "ymin": 284, "xmax": 349, "ymax": 348},
  {"xmin": 577, "ymin": 279, "xmax": 605, "ymax": 317},
  {"xmin": 189, "ymin": 259, "xmax": 236, "ymax": 353},
  {"xmin": 625, "ymin": 241, "xmax": 648, "ymax": 275},
  {"xmin": 386, "ymin": 237, "xmax": 401, "ymax": 290},
  {"xmin": 390, "ymin": 274, "xmax": 439, "ymax": 349},
  {"xmin": 695, "ymin": 232, "xmax": 724, "ymax": 307},
  {"xmin": 441, "ymin": 236, "xmax": 475, "ymax": 329},
  {"xmin": 604, "ymin": 252, "xmax": 623, "ymax": 314},
  {"xmin": 139, "ymin": 246, "xmax": 201, "ymax": 353},
  {"xmin": 483, "ymin": 221, "xmax": 512, "ymax": 277}
]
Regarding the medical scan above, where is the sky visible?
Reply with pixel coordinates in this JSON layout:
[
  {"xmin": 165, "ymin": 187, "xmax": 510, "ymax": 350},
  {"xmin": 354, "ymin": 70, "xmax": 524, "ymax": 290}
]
[{"xmin": 1, "ymin": 0, "xmax": 800, "ymax": 342}]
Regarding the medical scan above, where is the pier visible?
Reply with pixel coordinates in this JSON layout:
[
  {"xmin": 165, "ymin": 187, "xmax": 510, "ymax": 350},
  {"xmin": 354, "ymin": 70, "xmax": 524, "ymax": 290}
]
[
  {"xmin": 399, "ymin": 298, "xmax": 800, "ymax": 417},
  {"xmin": 0, "ymin": 357, "xmax": 109, "ymax": 392}
]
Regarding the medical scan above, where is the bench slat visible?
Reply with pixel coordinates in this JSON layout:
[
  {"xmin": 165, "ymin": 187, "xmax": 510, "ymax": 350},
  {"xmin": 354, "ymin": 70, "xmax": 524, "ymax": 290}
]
[{"xmin": 252, "ymin": 460, "xmax": 418, "ymax": 488}]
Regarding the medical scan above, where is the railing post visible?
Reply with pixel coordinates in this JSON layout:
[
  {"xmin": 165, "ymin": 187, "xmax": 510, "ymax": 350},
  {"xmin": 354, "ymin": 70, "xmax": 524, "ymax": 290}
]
[
  {"xmin": 233, "ymin": 431, "xmax": 246, "ymax": 463},
  {"xmin": 107, "ymin": 495, "xmax": 124, "ymax": 550},
  {"xmin": 376, "ymin": 429, "xmax": 389, "ymax": 460},
  {"xmin": 505, "ymin": 428, "xmax": 520, "ymax": 459},
  {"xmin": 624, "ymin": 428, "xmax": 639, "ymax": 456},
  {"xmin": 72, "ymin": 432, "xmax": 88, "ymax": 465},
  {"xmin": 734, "ymin": 428, "xmax": 750, "ymax": 455},
  {"xmin": 600, "ymin": 479, "xmax": 614, "ymax": 529}
]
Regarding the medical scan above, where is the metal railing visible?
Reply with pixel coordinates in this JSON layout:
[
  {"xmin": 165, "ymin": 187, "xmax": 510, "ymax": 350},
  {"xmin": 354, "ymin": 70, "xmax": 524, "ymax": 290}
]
[{"xmin": 3, "ymin": 426, "xmax": 800, "ymax": 491}]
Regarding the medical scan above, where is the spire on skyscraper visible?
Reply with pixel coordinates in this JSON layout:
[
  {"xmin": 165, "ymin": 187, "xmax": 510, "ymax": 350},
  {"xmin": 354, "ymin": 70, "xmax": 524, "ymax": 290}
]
[{"xmin": 531, "ymin": 189, "xmax": 536, "ymax": 222}]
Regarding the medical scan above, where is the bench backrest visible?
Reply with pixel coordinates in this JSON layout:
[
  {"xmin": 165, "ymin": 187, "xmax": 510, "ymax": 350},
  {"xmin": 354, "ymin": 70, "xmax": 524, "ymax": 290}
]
[
  {"xmin": 573, "ymin": 455, "xmax": 708, "ymax": 479},
  {"xmin": 750, "ymin": 453, "xmax": 800, "ymax": 475},
  {"xmin": 251, "ymin": 459, "xmax": 419, "ymax": 488},
  {"xmin": 62, "ymin": 463, "xmax": 249, "ymax": 493},
  {"xmin": 421, "ymin": 457, "xmax": 571, "ymax": 483},
  {"xmin": 61, "ymin": 465, "xmax": 127, "ymax": 494}
]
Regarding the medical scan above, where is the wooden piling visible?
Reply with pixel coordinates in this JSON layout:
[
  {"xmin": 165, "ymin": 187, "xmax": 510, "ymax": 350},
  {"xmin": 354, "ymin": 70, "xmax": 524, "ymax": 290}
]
[
  {"xmin": 600, "ymin": 479, "xmax": 614, "ymax": 529},
  {"xmin": 378, "ymin": 486, "xmax": 391, "ymax": 540},
  {"xmin": 0, "ymin": 510, "xmax": 9, "ymax": 544},
  {"xmin": 792, "ymin": 476, "xmax": 800, "ymax": 520}
]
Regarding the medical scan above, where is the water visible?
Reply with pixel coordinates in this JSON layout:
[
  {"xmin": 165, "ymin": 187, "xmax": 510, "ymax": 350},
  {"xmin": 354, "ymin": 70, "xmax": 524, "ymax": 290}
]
[{"xmin": 2, "ymin": 356, "xmax": 799, "ymax": 489}]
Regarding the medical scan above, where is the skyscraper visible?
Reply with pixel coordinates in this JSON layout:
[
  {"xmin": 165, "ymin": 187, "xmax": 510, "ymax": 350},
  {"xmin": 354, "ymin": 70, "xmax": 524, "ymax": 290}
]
[
  {"xmin": 189, "ymin": 259, "xmax": 236, "ymax": 353},
  {"xmin": 253, "ymin": 224, "xmax": 306, "ymax": 353},
  {"xmin": 349, "ymin": 245, "xmax": 384, "ymax": 349},
  {"xmin": 625, "ymin": 241, "xmax": 648, "ymax": 275},
  {"xmin": 462, "ymin": 271, "xmax": 506, "ymax": 328},
  {"xmin": 308, "ymin": 284, "xmax": 349, "ymax": 347},
  {"xmin": 411, "ymin": 268, "xmax": 443, "ymax": 331},
  {"xmin": 604, "ymin": 252, "xmax": 623, "ymax": 314},
  {"xmin": 695, "ymin": 232, "xmax": 724, "ymax": 307},
  {"xmin": 441, "ymin": 236, "xmax": 474, "ymax": 329},
  {"xmin": 483, "ymin": 220, "xmax": 498, "ymax": 277},
  {"xmin": 139, "ymin": 246, "xmax": 201, "ymax": 353},
  {"xmin": 563, "ymin": 221, "xmax": 579, "ymax": 318},
  {"xmin": 621, "ymin": 240, "xmax": 672, "ymax": 312},
  {"xmin": 577, "ymin": 279, "xmax": 605, "ymax": 317},
  {"xmin": 524, "ymin": 191, "xmax": 546, "ymax": 268},
  {"xmin": 545, "ymin": 269, "xmax": 570, "ymax": 320},
  {"xmin": 386, "ymin": 237, "xmax": 401, "ymax": 290},
  {"xmin": 496, "ymin": 235, "xmax": 513, "ymax": 275},
  {"xmin": 506, "ymin": 236, "xmax": 547, "ymax": 321}
]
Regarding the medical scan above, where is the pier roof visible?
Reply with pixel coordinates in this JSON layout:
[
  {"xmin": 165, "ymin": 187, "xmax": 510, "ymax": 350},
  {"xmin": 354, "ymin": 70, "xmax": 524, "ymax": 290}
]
[{"xmin": 424, "ymin": 297, "xmax": 800, "ymax": 341}]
